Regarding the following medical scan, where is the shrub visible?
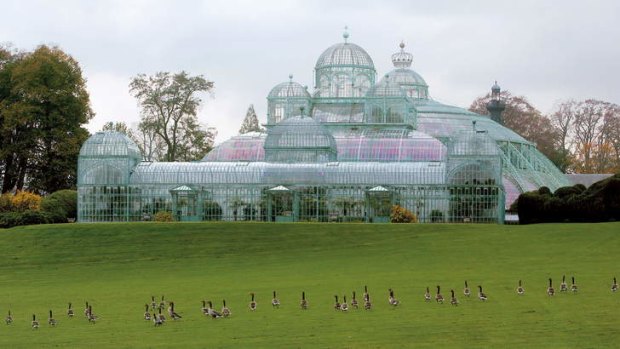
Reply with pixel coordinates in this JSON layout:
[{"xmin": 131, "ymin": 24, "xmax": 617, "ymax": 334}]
[
  {"xmin": 430, "ymin": 209, "xmax": 444, "ymax": 223},
  {"xmin": 0, "ymin": 210, "xmax": 64, "ymax": 228},
  {"xmin": 390, "ymin": 205, "xmax": 417, "ymax": 223},
  {"xmin": 11, "ymin": 191, "xmax": 42, "ymax": 212},
  {"xmin": 204, "ymin": 201, "xmax": 222, "ymax": 221},
  {"xmin": 154, "ymin": 211, "xmax": 174, "ymax": 222},
  {"xmin": 0, "ymin": 193, "xmax": 14, "ymax": 212},
  {"xmin": 41, "ymin": 190, "xmax": 77, "ymax": 220}
]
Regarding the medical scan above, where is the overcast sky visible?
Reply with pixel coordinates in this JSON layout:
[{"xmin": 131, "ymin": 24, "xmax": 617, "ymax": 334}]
[{"xmin": 1, "ymin": 0, "xmax": 619, "ymax": 143}]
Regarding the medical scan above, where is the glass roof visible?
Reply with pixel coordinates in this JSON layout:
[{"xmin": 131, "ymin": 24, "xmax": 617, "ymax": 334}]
[
  {"xmin": 202, "ymin": 132, "xmax": 266, "ymax": 162},
  {"xmin": 263, "ymin": 116, "xmax": 337, "ymax": 163},
  {"xmin": 79, "ymin": 131, "xmax": 142, "ymax": 160},
  {"xmin": 268, "ymin": 79, "xmax": 311, "ymax": 99},
  {"xmin": 382, "ymin": 68, "xmax": 428, "ymax": 89},
  {"xmin": 315, "ymin": 42, "xmax": 375, "ymax": 70}
]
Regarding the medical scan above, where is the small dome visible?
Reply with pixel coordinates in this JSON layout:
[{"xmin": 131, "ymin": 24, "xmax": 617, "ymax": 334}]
[
  {"xmin": 79, "ymin": 131, "xmax": 142, "ymax": 160},
  {"xmin": 491, "ymin": 81, "xmax": 501, "ymax": 93},
  {"xmin": 382, "ymin": 68, "xmax": 428, "ymax": 88},
  {"xmin": 315, "ymin": 42, "xmax": 374, "ymax": 70},
  {"xmin": 202, "ymin": 132, "xmax": 266, "ymax": 162},
  {"xmin": 268, "ymin": 79, "xmax": 311, "ymax": 99},
  {"xmin": 366, "ymin": 77, "xmax": 406, "ymax": 97},
  {"xmin": 264, "ymin": 116, "xmax": 337, "ymax": 163},
  {"xmin": 391, "ymin": 42, "xmax": 413, "ymax": 68}
]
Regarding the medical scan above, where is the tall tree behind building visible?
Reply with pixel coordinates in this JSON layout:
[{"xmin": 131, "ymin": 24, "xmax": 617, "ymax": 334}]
[
  {"xmin": 0, "ymin": 45, "xmax": 92, "ymax": 193},
  {"xmin": 469, "ymin": 91, "xmax": 564, "ymax": 170},
  {"xmin": 239, "ymin": 104, "xmax": 263, "ymax": 134},
  {"xmin": 129, "ymin": 71, "xmax": 215, "ymax": 161}
]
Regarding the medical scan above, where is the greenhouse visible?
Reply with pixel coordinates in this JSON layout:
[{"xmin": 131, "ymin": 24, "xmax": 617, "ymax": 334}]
[{"xmin": 77, "ymin": 33, "xmax": 569, "ymax": 223}]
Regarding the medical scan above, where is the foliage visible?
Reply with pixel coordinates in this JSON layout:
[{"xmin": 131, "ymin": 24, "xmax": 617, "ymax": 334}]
[
  {"xmin": 153, "ymin": 211, "xmax": 174, "ymax": 222},
  {"xmin": 0, "ymin": 44, "xmax": 92, "ymax": 193},
  {"xmin": 129, "ymin": 71, "xmax": 216, "ymax": 161},
  {"xmin": 0, "ymin": 209, "xmax": 64, "ymax": 228},
  {"xmin": 40, "ymin": 189, "xmax": 77, "ymax": 219},
  {"xmin": 390, "ymin": 205, "xmax": 417, "ymax": 223},
  {"xmin": 517, "ymin": 173, "xmax": 620, "ymax": 224},
  {"xmin": 469, "ymin": 91, "xmax": 563, "ymax": 170},
  {"xmin": 11, "ymin": 190, "xmax": 42, "ymax": 212},
  {"xmin": 239, "ymin": 104, "xmax": 263, "ymax": 134},
  {"xmin": 0, "ymin": 192, "xmax": 14, "ymax": 212},
  {"xmin": 430, "ymin": 209, "xmax": 444, "ymax": 222},
  {"xmin": 203, "ymin": 200, "xmax": 222, "ymax": 221},
  {"xmin": 0, "ymin": 222, "xmax": 619, "ymax": 347}
]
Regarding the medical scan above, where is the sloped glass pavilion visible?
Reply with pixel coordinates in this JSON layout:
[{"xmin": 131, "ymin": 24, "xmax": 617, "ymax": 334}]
[{"xmin": 78, "ymin": 32, "xmax": 569, "ymax": 223}]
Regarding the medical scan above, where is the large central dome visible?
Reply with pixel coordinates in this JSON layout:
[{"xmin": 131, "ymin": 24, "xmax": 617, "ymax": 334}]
[{"xmin": 315, "ymin": 42, "xmax": 374, "ymax": 70}]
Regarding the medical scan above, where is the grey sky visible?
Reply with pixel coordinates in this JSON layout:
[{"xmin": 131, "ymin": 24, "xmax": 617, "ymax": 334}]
[{"xmin": 1, "ymin": 0, "xmax": 619, "ymax": 142}]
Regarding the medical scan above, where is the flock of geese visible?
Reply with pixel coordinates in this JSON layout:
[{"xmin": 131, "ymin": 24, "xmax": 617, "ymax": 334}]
[{"xmin": 8, "ymin": 276, "xmax": 619, "ymax": 328}]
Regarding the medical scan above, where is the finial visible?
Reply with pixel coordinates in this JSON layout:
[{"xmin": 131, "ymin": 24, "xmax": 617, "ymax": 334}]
[
  {"xmin": 289, "ymin": 74, "xmax": 293, "ymax": 81},
  {"xmin": 343, "ymin": 26, "xmax": 349, "ymax": 42},
  {"xmin": 399, "ymin": 41, "xmax": 405, "ymax": 50}
]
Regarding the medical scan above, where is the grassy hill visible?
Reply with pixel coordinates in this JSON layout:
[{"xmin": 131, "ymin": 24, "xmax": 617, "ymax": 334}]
[{"xmin": 0, "ymin": 222, "xmax": 619, "ymax": 348}]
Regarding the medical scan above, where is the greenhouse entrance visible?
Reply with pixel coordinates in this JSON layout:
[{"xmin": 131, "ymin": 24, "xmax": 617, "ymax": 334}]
[
  {"xmin": 366, "ymin": 186, "xmax": 393, "ymax": 223},
  {"xmin": 170, "ymin": 185, "xmax": 201, "ymax": 222},
  {"xmin": 267, "ymin": 185, "xmax": 296, "ymax": 222}
]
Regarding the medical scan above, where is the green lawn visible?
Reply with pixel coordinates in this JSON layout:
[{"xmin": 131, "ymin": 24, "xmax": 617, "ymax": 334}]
[{"xmin": 0, "ymin": 222, "xmax": 619, "ymax": 348}]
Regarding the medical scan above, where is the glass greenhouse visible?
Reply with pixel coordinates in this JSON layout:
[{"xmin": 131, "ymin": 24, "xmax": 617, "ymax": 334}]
[{"xmin": 77, "ymin": 32, "xmax": 569, "ymax": 223}]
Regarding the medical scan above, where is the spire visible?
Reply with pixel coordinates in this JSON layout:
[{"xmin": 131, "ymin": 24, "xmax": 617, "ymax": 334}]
[
  {"xmin": 343, "ymin": 26, "xmax": 349, "ymax": 43},
  {"xmin": 486, "ymin": 81, "xmax": 506, "ymax": 124},
  {"xmin": 391, "ymin": 41, "xmax": 413, "ymax": 68}
]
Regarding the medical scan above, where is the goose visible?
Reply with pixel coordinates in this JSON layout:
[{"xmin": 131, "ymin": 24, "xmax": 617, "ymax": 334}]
[
  {"xmin": 435, "ymin": 286, "xmax": 444, "ymax": 303},
  {"xmin": 450, "ymin": 290, "xmax": 459, "ymax": 306},
  {"xmin": 363, "ymin": 285, "xmax": 369, "ymax": 302},
  {"xmin": 547, "ymin": 278, "xmax": 555, "ymax": 296},
  {"xmin": 463, "ymin": 281, "xmax": 471, "ymax": 297},
  {"xmin": 571, "ymin": 276, "xmax": 578, "ymax": 292},
  {"xmin": 478, "ymin": 285, "xmax": 487, "ymax": 301},
  {"xmin": 151, "ymin": 296, "xmax": 157, "ymax": 311},
  {"xmin": 334, "ymin": 295, "xmax": 340, "ymax": 311},
  {"xmin": 84, "ymin": 301, "xmax": 90, "ymax": 317},
  {"xmin": 300, "ymin": 291, "xmax": 308, "ymax": 310},
  {"xmin": 340, "ymin": 295, "xmax": 349, "ymax": 311},
  {"xmin": 424, "ymin": 287, "xmax": 432, "ymax": 302},
  {"xmin": 67, "ymin": 302, "xmax": 74, "ymax": 317},
  {"xmin": 144, "ymin": 304, "xmax": 151, "ymax": 320},
  {"xmin": 560, "ymin": 275, "xmax": 568, "ymax": 292},
  {"xmin": 168, "ymin": 301, "xmax": 182, "ymax": 320},
  {"xmin": 32, "ymin": 314, "xmax": 39, "ymax": 329},
  {"xmin": 157, "ymin": 307, "xmax": 165, "ymax": 323},
  {"xmin": 271, "ymin": 291, "xmax": 280, "ymax": 308},
  {"xmin": 5, "ymin": 310, "xmax": 12, "ymax": 325},
  {"xmin": 222, "ymin": 300, "xmax": 231, "ymax": 317},
  {"xmin": 153, "ymin": 313, "xmax": 163, "ymax": 326},
  {"xmin": 249, "ymin": 293, "xmax": 257, "ymax": 311},
  {"xmin": 159, "ymin": 295, "xmax": 166, "ymax": 310},
  {"xmin": 201, "ymin": 300, "xmax": 209, "ymax": 315},
  {"xmin": 88, "ymin": 306, "xmax": 98, "ymax": 323},
  {"xmin": 364, "ymin": 294, "xmax": 372, "ymax": 310},
  {"xmin": 207, "ymin": 301, "xmax": 222, "ymax": 318},
  {"xmin": 388, "ymin": 289, "xmax": 399, "ymax": 306},
  {"xmin": 517, "ymin": 280, "xmax": 525, "ymax": 295},
  {"xmin": 612, "ymin": 277, "xmax": 618, "ymax": 292},
  {"xmin": 48, "ymin": 310, "xmax": 57, "ymax": 326},
  {"xmin": 351, "ymin": 291, "xmax": 358, "ymax": 309}
]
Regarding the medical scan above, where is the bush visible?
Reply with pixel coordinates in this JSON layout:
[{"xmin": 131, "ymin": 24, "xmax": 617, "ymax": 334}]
[
  {"xmin": 390, "ymin": 205, "xmax": 417, "ymax": 223},
  {"xmin": 41, "ymin": 190, "xmax": 77, "ymax": 220},
  {"xmin": 430, "ymin": 209, "xmax": 444, "ymax": 223},
  {"xmin": 11, "ymin": 191, "xmax": 42, "ymax": 212},
  {"xmin": 0, "ymin": 193, "xmax": 14, "ymax": 212},
  {"xmin": 154, "ymin": 211, "xmax": 174, "ymax": 222},
  {"xmin": 0, "ymin": 210, "xmax": 64, "ymax": 228},
  {"xmin": 204, "ymin": 201, "xmax": 222, "ymax": 221}
]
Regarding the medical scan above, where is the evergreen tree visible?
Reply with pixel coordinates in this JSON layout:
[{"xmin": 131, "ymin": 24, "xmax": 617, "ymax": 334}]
[{"xmin": 239, "ymin": 104, "xmax": 263, "ymax": 134}]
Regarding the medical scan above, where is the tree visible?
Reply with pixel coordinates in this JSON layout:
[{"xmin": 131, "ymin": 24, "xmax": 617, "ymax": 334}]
[
  {"xmin": 0, "ymin": 45, "xmax": 93, "ymax": 193},
  {"xmin": 469, "ymin": 91, "xmax": 564, "ymax": 170},
  {"xmin": 239, "ymin": 104, "xmax": 263, "ymax": 134},
  {"xmin": 551, "ymin": 99, "xmax": 620, "ymax": 173},
  {"xmin": 129, "ymin": 71, "xmax": 215, "ymax": 161}
]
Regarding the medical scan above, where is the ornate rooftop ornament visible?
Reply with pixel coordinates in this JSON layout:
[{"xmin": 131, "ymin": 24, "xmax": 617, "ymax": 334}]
[{"xmin": 391, "ymin": 42, "xmax": 413, "ymax": 68}]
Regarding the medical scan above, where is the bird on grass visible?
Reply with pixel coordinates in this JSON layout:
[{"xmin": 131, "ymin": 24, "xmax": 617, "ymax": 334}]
[
  {"xmin": 478, "ymin": 286, "xmax": 487, "ymax": 301},
  {"xmin": 363, "ymin": 286, "xmax": 369, "ymax": 303},
  {"xmin": 207, "ymin": 301, "xmax": 222, "ymax": 318},
  {"xmin": 547, "ymin": 278, "xmax": 555, "ymax": 296},
  {"xmin": 48, "ymin": 310, "xmax": 57, "ymax": 326},
  {"xmin": 249, "ymin": 293, "xmax": 257, "ymax": 311},
  {"xmin": 150, "ymin": 296, "xmax": 157, "ymax": 311},
  {"xmin": 153, "ymin": 313, "xmax": 163, "ymax": 326},
  {"xmin": 168, "ymin": 301, "xmax": 182, "ymax": 320},
  {"xmin": 144, "ymin": 304, "xmax": 151, "ymax": 320},
  {"xmin": 560, "ymin": 275, "xmax": 568, "ymax": 292},
  {"xmin": 334, "ymin": 295, "xmax": 340, "ymax": 311},
  {"xmin": 341, "ymin": 295, "xmax": 349, "ymax": 312},
  {"xmin": 571, "ymin": 277, "xmax": 578, "ymax": 293},
  {"xmin": 201, "ymin": 300, "xmax": 209, "ymax": 315},
  {"xmin": 67, "ymin": 303, "xmax": 74, "ymax": 318},
  {"xmin": 351, "ymin": 291, "xmax": 358, "ymax": 309},
  {"xmin": 5, "ymin": 310, "xmax": 13, "ymax": 325},
  {"xmin": 32, "ymin": 314, "xmax": 39, "ymax": 329},
  {"xmin": 612, "ymin": 277, "xmax": 618, "ymax": 292},
  {"xmin": 388, "ymin": 289, "xmax": 399, "ymax": 306},
  {"xmin": 222, "ymin": 300, "xmax": 231, "ymax": 317},
  {"xmin": 271, "ymin": 291, "xmax": 280, "ymax": 308},
  {"xmin": 364, "ymin": 294, "xmax": 372, "ymax": 310},
  {"xmin": 156, "ymin": 308, "xmax": 165, "ymax": 324},
  {"xmin": 424, "ymin": 287, "xmax": 432, "ymax": 302},
  {"xmin": 84, "ymin": 302, "xmax": 90, "ymax": 318},
  {"xmin": 463, "ymin": 281, "xmax": 471, "ymax": 297},
  {"xmin": 517, "ymin": 280, "xmax": 525, "ymax": 295},
  {"xmin": 88, "ymin": 305, "xmax": 98, "ymax": 323},
  {"xmin": 300, "ymin": 291, "xmax": 308, "ymax": 310},
  {"xmin": 159, "ymin": 295, "xmax": 166, "ymax": 311},
  {"xmin": 435, "ymin": 286, "xmax": 444, "ymax": 304},
  {"xmin": 450, "ymin": 290, "xmax": 459, "ymax": 306}
]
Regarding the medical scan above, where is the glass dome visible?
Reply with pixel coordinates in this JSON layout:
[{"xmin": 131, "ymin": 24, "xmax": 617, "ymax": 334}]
[
  {"xmin": 264, "ymin": 116, "xmax": 337, "ymax": 163},
  {"xmin": 366, "ymin": 77, "xmax": 407, "ymax": 97},
  {"xmin": 267, "ymin": 76, "xmax": 312, "ymax": 124},
  {"xmin": 79, "ymin": 131, "xmax": 142, "ymax": 160},
  {"xmin": 267, "ymin": 79, "xmax": 311, "ymax": 99},
  {"xmin": 202, "ymin": 132, "xmax": 266, "ymax": 162},
  {"xmin": 315, "ymin": 42, "xmax": 375, "ymax": 70}
]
